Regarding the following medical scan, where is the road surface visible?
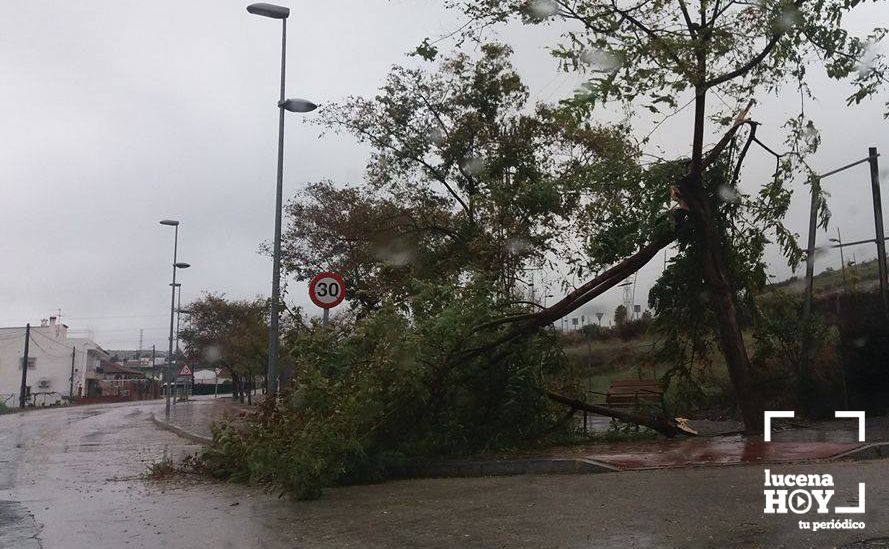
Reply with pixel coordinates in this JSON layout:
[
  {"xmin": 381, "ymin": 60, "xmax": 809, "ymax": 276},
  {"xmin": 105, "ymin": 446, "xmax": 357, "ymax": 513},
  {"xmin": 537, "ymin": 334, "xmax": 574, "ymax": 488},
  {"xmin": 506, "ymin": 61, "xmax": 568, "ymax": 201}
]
[{"xmin": 2, "ymin": 400, "xmax": 888, "ymax": 548}]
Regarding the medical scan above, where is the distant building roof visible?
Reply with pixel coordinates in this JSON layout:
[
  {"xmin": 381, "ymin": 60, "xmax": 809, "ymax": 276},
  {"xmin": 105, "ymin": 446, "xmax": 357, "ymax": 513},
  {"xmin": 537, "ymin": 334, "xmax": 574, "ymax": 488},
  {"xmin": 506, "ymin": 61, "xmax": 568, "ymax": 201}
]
[
  {"xmin": 108, "ymin": 349, "xmax": 168, "ymax": 361},
  {"xmin": 100, "ymin": 360, "xmax": 144, "ymax": 377}
]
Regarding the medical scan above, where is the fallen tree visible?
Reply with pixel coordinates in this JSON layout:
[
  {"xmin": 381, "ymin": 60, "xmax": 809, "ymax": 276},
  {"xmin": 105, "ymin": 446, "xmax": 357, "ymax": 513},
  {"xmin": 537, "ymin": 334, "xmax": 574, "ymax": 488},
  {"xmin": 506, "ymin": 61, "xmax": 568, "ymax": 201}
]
[
  {"xmin": 542, "ymin": 390, "xmax": 697, "ymax": 438},
  {"xmin": 460, "ymin": 114, "xmax": 754, "ymax": 434}
]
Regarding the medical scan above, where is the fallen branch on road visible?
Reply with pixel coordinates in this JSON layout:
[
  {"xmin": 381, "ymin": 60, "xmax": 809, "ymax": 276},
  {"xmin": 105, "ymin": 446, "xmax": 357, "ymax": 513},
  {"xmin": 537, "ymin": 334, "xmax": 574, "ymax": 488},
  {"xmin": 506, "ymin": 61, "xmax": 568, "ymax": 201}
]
[{"xmin": 542, "ymin": 389, "xmax": 697, "ymax": 438}]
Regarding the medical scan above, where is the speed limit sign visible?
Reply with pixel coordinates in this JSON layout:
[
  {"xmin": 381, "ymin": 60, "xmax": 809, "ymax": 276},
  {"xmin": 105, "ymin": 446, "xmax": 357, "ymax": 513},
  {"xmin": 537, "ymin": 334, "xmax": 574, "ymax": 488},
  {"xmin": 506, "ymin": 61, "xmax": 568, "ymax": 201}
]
[{"xmin": 308, "ymin": 272, "xmax": 346, "ymax": 309}]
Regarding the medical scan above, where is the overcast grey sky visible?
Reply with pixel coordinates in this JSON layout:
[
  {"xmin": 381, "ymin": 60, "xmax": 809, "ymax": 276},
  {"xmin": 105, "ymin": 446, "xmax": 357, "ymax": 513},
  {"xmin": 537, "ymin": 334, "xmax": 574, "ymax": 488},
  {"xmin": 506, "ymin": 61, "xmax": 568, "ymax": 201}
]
[{"xmin": 2, "ymin": 0, "xmax": 887, "ymax": 349}]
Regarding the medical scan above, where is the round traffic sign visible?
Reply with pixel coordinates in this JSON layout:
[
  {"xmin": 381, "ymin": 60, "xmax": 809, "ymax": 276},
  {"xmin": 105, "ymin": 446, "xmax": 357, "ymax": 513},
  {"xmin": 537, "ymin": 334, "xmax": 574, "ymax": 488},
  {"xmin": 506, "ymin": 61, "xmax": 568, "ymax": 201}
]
[{"xmin": 308, "ymin": 272, "xmax": 346, "ymax": 309}]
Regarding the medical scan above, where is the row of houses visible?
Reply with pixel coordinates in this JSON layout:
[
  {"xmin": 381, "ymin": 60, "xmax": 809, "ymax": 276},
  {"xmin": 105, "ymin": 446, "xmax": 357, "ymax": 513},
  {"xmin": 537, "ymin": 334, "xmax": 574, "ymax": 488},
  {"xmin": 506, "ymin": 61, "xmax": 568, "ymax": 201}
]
[{"xmin": 0, "ymin": 317, "xmax": 161, "ymax": 408}]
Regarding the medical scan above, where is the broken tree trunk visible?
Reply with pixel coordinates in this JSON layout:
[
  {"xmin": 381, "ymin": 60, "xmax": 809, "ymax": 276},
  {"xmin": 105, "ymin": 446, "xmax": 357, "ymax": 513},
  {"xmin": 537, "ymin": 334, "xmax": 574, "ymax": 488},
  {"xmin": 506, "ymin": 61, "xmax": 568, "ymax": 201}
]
[
  {"xmin": 543, "ymin": 390, "xmax": 697, "ymax": 438},
  {"xmin": 681, "ymin": 179, "xmax": 763, "ymax": 433},
  {"xmin": 460, "ymin": 214, "xmax": 681, "ymax": 361},
  {"xmin": 682, "ymin": 95, "xmax": 763, "ymax": 434}
]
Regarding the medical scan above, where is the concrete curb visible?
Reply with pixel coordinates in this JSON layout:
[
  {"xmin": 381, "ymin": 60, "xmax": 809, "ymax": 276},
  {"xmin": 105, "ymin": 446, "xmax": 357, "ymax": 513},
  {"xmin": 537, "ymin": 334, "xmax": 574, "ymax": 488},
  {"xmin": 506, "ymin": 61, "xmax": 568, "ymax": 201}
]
[
  {"xmin": 831, "ymin": 442, "xmax": 889, "ymax": 461},
  {"xmin": 150, "ymin": 412, "xmax": 213, "ymax": 445},
  {"xmin": 398, "ymin": 457, "xmax": 619, "ymax": 479}
]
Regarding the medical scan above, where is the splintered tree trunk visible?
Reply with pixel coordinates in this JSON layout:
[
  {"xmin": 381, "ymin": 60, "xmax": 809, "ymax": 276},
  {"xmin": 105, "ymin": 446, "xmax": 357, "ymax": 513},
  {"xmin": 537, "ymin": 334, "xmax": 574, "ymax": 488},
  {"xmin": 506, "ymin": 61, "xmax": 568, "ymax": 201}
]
[
  {"xmin": 685, "ymin": 89, "xmax": 762, "ymax": 433},
  {"xmin": 683, "ymin": 187, "xmax": 762, "ymax": 433}
]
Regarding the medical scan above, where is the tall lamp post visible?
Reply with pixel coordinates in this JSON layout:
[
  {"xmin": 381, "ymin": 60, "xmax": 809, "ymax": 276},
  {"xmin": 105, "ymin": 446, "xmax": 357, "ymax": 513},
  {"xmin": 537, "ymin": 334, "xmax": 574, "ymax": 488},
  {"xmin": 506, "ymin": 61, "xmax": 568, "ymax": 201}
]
[
  {"xmin": 247, "ymin": 2, "xmax": 318, "ymax": 394},
  {"xmin": 173, "ymin": 282, "xmax": 184, "ymax": 397},
  {"xmin": 160, "ymin": 219, "xmax": 190, "ymax": 417}
]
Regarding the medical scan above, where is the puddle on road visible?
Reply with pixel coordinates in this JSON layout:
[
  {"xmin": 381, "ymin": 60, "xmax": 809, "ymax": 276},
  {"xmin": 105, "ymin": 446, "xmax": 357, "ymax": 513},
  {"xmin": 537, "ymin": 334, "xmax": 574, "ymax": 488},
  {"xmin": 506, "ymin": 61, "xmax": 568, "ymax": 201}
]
[{"xmin": 0, "ymin": 500, "xmax": 41, "ymax": 549}]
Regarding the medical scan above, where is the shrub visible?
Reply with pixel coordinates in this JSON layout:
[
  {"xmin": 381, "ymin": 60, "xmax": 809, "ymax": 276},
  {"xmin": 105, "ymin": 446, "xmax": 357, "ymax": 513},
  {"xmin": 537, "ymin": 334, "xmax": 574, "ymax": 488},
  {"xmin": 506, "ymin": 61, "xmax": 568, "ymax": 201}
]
[{"xmin": 201, "ymin": 282, "xmax": 569, "ymax": 499}]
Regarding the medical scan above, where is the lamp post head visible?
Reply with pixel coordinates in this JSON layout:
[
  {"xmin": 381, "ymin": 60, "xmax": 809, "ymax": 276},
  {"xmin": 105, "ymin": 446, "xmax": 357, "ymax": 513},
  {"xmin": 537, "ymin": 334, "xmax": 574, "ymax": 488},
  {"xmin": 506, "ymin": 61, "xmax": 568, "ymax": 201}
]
[
  {"xmin": 174, "ymin": 262, "xmax": 191, "ymax": 269},
  {"xmin": 829, "ymin": 238, "xmax": 840, "ymax": 243},
  {"xmin": 279, "ymin": 98, "xmax": 318, "ymax": 113},
  {"xmin": 159, "ymin": 219, "xmax": 180, "ymax": 227},
  {"xmin": 247, "ymin": 3, "xmax": 289, "ymax": 19}
]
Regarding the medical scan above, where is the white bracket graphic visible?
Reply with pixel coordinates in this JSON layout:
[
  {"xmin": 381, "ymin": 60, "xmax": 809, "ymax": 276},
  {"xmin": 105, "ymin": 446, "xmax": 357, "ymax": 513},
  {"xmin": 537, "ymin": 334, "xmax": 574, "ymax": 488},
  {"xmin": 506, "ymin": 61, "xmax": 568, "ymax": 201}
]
[
  {"xmin": 834, "ymin": 411, "xmax": 866, "ymax": 442},
  {"xmin": 835, "ymin": 483, "xmax": 866, "ymax": 514},
  {"xmin": 764, "ymin": 411, "xmax": 795, "ymax": 442}
]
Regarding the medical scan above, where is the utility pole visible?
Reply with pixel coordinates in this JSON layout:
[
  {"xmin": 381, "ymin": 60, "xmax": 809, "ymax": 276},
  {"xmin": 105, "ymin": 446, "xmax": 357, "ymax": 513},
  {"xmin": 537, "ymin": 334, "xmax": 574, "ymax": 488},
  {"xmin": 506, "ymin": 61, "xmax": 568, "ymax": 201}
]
[
  {"xmin": 837, "ymin": 228, "xmax": 846, "ymax": 283},
  {"xmin": 868, "ymin": 147, "xmax": 889, "ymax": 314},
  {"xmin": 69, "ymin": 346, "xmax": 76, "ymax": 400},
  {"xmin": 802, "ymin": 177, "xmax": 821, "ymax": 326},
  {"xmin": 19, "ymin": 324, "xmax": 30, "ymax": 408}
]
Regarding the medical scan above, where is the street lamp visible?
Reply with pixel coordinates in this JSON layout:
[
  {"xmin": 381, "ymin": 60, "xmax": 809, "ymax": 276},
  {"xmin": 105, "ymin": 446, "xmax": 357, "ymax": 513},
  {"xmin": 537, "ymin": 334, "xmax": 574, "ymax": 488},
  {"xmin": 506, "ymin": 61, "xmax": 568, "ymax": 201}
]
[
  {"xmin": 247, "ymin": 2, "xmax": 318, "ymax": 394},
  {"xmin": 159, "ymin": 218, "xmax": 190, "ymax": 417}
]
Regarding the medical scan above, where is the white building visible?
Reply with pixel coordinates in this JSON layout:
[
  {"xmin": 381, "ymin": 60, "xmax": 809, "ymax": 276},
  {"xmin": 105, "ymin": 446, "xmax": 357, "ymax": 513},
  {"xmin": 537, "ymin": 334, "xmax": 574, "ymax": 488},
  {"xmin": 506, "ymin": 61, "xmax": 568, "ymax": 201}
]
[{"xmin": 0, "ymin": 317, "xmax": 109, "ymax": 408}]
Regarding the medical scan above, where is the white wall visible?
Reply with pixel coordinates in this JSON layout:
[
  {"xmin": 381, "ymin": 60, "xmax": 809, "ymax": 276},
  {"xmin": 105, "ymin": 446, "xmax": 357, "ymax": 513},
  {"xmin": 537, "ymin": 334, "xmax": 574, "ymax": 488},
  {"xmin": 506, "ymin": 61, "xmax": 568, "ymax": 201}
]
[{"xmin": 0, "ymin": 324, "xmax": 105, "ymax": 407}]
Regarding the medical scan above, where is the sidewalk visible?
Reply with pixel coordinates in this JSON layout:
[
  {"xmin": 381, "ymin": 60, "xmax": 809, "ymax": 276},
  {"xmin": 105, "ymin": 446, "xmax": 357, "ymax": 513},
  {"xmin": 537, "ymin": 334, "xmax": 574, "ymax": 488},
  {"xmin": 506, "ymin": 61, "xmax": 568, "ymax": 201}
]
[
  {"xmin": 150, "ymin": 399, "xmax": 889, "ymax": 476},
  {"xmin": 150, "ymin": 394, "xmax": 254, "ymax": 443}
]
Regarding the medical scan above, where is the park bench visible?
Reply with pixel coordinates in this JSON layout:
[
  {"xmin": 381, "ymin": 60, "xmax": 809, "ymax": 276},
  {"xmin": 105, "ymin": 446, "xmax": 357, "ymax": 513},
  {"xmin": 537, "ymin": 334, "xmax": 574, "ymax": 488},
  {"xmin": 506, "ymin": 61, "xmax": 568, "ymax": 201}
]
[{"xmin": 602, "ymin": 379, "xmax": 665, "ymax": 413}]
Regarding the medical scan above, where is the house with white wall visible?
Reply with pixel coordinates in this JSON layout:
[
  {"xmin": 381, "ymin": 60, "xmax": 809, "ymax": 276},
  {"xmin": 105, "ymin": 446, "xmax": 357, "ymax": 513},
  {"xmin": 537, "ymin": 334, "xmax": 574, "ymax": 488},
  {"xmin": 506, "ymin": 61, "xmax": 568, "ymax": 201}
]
[{"xmin": 0, "ymin": 317, "xmax": 109, "ymax": 407}]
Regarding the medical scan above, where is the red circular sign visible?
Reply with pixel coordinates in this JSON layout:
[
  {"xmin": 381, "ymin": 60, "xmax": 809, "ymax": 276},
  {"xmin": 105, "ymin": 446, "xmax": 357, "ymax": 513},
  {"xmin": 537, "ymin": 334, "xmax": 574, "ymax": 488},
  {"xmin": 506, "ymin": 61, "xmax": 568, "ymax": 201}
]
[{"xmin": 308, "ymin": 272, "xmax": 346, "ymax": 309}]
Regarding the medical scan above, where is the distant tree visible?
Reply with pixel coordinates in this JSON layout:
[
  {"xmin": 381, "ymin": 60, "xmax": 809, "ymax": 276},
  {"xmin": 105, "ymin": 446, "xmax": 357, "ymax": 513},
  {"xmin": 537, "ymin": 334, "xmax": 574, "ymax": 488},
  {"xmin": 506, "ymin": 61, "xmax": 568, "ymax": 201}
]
[
  {"xmin": 613, "ymin": 304, "xmax": 628, "ymax": 326},
  {"xmin": 179, "ymin": 294, "xmax": 268, "ymax": 404}
]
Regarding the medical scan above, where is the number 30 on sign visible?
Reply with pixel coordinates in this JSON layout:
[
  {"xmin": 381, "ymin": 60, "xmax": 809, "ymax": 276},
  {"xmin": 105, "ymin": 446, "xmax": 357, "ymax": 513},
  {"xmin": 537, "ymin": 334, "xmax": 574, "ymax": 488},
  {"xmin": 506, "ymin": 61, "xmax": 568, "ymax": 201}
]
[{"xmin": 308, "ymin": 272, "xmax": 346, "ymax": 309}]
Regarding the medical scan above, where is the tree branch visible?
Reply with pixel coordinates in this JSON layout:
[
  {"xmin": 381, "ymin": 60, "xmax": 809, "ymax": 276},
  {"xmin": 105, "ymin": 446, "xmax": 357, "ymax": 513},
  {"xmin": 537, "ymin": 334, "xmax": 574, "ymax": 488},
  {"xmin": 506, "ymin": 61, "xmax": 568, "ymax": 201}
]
[{"xmin": 543, "ymin": 390, "xmax": 696, "ymax": 437}]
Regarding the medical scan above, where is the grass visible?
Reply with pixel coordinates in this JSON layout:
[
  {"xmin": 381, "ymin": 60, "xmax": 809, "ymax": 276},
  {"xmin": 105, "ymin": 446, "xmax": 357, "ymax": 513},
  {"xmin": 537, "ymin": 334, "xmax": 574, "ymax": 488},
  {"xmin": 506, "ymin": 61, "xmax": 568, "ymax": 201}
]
[
  {"xmin": 562, "ymin": 336, "xmax": 665, "ymax": 397},
  {"xmin": 560, "ymin": 331, "xmax": 740, "ymax": 418},
  {"xmin": 768, "ymin": 257, "xmax": 880, "ymax": 297}
]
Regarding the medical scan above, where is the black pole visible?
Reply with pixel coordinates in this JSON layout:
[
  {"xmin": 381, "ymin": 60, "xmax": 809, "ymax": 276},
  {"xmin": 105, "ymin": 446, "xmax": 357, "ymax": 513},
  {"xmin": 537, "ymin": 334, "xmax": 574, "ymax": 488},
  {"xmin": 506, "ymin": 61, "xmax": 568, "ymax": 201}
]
[
  {"xmin": 69, "ymin": 346, "xmax": 76, "ymax": 400},
  {"xmin": 868, "ymin": 147, "xmax": 889, "ymax": 314},
  {"xmin": 19, "ymin": 324, "xmax": 30, "ymax": 408},
  {"xmin": 837, "ymin": 228, "xmax": 846, "ymax": 286},
  {"xmin": 800, "ymin": 178, "xmax": 821, "ymax": 374},
  {"xmin": 267, "ymin": 16, "xmax": 288, "ymax": 395}
]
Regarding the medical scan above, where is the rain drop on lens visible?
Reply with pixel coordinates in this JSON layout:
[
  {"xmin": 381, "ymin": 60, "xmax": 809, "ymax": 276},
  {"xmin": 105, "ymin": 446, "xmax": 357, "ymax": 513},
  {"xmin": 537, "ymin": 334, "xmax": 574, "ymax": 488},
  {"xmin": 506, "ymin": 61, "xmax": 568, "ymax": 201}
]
[
  {"xmin": 580, "ymin": 49, "xmax": 622, "ymax": 72},
  {"xmin": 529, "ymin": 0, "xmax": 559, "ymax": 19},
  {"xmin": 803, "ymin": 123, "xmax": 818, "ymax": 140},
  {"xmin": 428, "ymin": 127, "xmax": 446, "ymax": 146},
  {"xmin": 505, "ymin": 237, "xmax": 532, "ymax": 255},
  {"xmin": 717, "ymin": 185, "xmax": 741, "ymax": 203},
  {"xmin": 855, "ymin": 42, "xmax": 878, "ymax": 77},
  {"xmin": 462, "ymin": 156, "xmax": 486, "ymax": 176},
  {"xmin": 775, "ymin": 6, "xmax": 802, "ymax": 31}
]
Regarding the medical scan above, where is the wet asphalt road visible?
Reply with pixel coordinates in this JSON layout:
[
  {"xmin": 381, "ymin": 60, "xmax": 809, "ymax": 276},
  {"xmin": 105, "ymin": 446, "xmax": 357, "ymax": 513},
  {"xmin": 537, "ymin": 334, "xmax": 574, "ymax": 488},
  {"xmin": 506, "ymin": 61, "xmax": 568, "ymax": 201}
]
[{"xmin": 2, "ymin": 400, "xmax": 889, "ymax": 548}]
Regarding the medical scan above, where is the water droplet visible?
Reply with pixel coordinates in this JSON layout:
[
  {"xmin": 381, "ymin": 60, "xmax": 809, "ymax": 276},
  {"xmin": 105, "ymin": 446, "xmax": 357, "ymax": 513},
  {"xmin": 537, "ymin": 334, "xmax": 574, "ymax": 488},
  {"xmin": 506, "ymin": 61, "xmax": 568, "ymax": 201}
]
[
  {"xmin": 717, "ymin": 184, "xmax": 741, "ymax": 203},
  {"xmin": 775, "ymin": 5, "xmax": 802, "ymax": 31},
  {"xmin": 374, "ymin": 239, "xmax": 415, "ymax": 267},
  {"xmin": 203, "ymin": 345, "xmax": 221, "ymax": 363},
  {"xmin": 855, "ymin": 42, "xmax": 879, "ymax": 77},
  {"xmin": 462, "ymin": 156, "xmax": 486, "ymax": 177},
  {"xmin": 529, "ymin": 0, "xmax": 559, "ymax": 19},
  {"xmin": 802, "ymin": 121, "xmax": 818, "ymax": 140},
  {"xmin": 784, "ymin": 277, "xmax": 806, "ymax": 293},
  {"xmin": 505, "ymin": 237, "xmax": 532, "ymax": 255},
  {"xmin": 428, "ymin": 126, "xmax": 446, "ymax": 146},
  {"xmin": 580, "ymin": 49, "xmax": 622, "ymax": 72}
]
